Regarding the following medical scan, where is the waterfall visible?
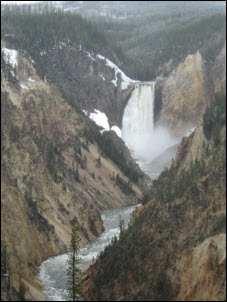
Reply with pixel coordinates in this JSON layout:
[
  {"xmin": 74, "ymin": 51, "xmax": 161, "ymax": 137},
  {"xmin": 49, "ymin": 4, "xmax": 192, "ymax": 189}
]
[
  {"xmin": 122, "ymin": 82, "xmax": 155, "ymax": 161},
  {"xmin": 122, "ymin": 81, "xmax": 179, "ymax": 179}
]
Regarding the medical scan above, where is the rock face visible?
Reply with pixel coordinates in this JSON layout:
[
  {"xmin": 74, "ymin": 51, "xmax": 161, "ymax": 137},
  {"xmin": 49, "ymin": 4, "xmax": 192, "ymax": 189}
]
[
  {"xmin": 157, "ymin": 51, "xmax": 208, "ymax": 137},
  {"xmin": 1, "ymin": 51, "xmax": 143, "ymax": 300},
  {"xmin": 174, "ymin": 233, "xmax": 226, "ymax": 301},
  {"xmin": 37, "ymin": 48, "xmax": 134, "ymax": 128}
]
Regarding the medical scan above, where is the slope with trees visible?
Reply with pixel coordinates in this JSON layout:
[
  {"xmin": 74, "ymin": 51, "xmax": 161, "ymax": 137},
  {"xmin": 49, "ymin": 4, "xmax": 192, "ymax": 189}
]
[{"xmin": 82, "ymin": 91, "xmax": 226, "ymax": 300}]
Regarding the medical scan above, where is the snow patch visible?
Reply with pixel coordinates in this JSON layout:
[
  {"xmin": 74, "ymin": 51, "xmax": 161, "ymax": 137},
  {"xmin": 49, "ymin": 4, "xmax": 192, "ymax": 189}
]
[
  {"xmin": 20, "ymin": 83, "xmax": 28, "ymax": 89},
  {"xmin": 111, "ymin": 126, "xmax": 121, "ymax": 138},
  {"xmin": 40, "ymin": 50, "xmax": 47, "ymax": 56},
  {"xmin": 100, "ymin": 74, "xmax": 105, "ymax": 81},
  {"xmin": 10, "ymin": 69, "xmax": 16, "ymax": 78},
  {"xmin": 89, "ymin": 110, "xmax": 110, "ymax": 132},
  {"xmin": 111, "ymin": 77, "xmax": 118, "ymax": 87},
  {"xmin": 84, "ymin": 50, "xmax": 96, "ymax": 61},
  {"xmin": 186, "ymin": 127, "xmax": 196, "ymax": 137},
  {"xmin": 84, "ymin": 109, "xmax": 122, "ymax": 137},
  {"xmin": 97, "ymin": 54, "xmax": 133, "ymax": 90},
  {"xmin": 2, "ymin": 47, "xmax": 18, "ymax": 68},
  {"xmin": 58, "ymin": 42, "xmax": 67, "ymax": 49},
  {"xmin": 28, "ymin": 77, "xmax": 35, "ymax": 82}
]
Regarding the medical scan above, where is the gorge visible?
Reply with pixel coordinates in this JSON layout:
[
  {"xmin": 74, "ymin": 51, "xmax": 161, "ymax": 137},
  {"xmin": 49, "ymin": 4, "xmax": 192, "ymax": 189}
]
[
  {"xmin": 1, "ymin": 2, "xmax": 226, "ymax": 301},
  {"xmin": 37, "ymin": 56, "xmax": 205, "ymax": 299},
  {"xmin": 37, "ymin": 81, "xmax": 170, "ymax": 301}
]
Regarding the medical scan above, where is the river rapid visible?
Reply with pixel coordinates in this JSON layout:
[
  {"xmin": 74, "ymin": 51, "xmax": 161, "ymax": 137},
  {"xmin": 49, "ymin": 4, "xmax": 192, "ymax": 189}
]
[{"xmin": 37, "ymin": 204, "xmax": 139, "ymax": 301}]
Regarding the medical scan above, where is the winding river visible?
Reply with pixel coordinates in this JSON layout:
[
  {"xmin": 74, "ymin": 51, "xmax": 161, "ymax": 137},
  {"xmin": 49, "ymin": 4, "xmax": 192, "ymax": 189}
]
[{"xmin": 37, "ymin": 204, "xmax": 139, "ymax": 301}]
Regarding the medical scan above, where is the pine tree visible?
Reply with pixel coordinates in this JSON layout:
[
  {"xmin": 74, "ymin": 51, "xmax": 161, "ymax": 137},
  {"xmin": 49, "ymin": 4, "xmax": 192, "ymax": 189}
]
[
  {"xmin": 1, "ymin": 244, "xmax": 11, "ymax": 301},
  {"xmin": 119, "ymin": 215, "xmax": 125, "ymax": 239},
  {"xmin": 67, "ymin": 223, "xmax": 82, "ymax": 301},
  {"xmin": 96, "ymin": 156, "xmax": 101, "ymax": 168}
]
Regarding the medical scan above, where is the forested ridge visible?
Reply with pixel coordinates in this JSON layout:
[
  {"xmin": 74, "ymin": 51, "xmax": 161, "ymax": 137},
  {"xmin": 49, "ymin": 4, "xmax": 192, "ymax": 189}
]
[
  {"xmin": 1, "ymin": 2, "xmax": 226, "ymax": 81},
  {"xmin": 1, "ymin": 5, "xmax": 118, "ymax": 66},
  {"xmin": 97, "ymin": 13, "xmax": 226, "ymax": 80}
]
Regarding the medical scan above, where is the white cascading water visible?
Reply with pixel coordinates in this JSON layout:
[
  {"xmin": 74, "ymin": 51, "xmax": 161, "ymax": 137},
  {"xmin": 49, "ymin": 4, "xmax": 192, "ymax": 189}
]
[
  {"xmin": 122, "ymin": 82, "xmax": 178, "ymax": 179},
  {"xmin": 122, "ymin": 82, "xmax": 155, "ymax": 161},
  {"xmin": 123, "ymin": 83, "xmax": 155, "ymax": 137}
]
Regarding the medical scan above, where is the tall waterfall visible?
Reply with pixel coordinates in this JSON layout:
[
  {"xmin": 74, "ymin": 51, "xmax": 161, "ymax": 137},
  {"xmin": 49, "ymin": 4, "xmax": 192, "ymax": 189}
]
[
  {"xmin": 122, "ymin": 81, "xmax": 178, "ymax": 179},
  {"xmin": 122, "ymin": 82, "xmax": 155, "ymax": 160}
]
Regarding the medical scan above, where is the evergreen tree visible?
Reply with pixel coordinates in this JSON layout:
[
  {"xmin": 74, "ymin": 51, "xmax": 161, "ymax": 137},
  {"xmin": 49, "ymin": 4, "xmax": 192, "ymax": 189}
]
[
  {"xmin": 81, "ymin": 154, "xmax": 87, "ymax": 169},
  {"xmin": 66, "ymin": 223, "xmax": 82, "ymax": 301},
  {"xmin": 213, "ymin": 123, "xmax": 220, "ymax": 146},
  {"xmin": 96, "ymin": 155, "xmax": 101, "ymax": 168}
]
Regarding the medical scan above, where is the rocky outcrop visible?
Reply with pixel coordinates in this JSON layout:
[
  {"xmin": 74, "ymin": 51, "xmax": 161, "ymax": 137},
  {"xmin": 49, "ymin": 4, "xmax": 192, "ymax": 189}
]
[
  {"xmin": 36, "ymin": 48, "xmax": 134, "ymax": 128},
  {"xmin": 156, "ymin": 51, "xmax": 208, "ymax": 137},
  {"xmin": 173, "ymin": 233, "xmax": 226, "ymax": 301},
  {"xmin": 1, "ymin": 50, "xmax": 143, "ymax": 300}
]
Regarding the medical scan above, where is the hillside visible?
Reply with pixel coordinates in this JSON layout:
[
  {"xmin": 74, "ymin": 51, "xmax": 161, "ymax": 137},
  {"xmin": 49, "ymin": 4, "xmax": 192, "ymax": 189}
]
[
  {"xmin": 1, "ymin": 45, "xmax": 145, "ymax": 301},
  {"xmin": 1, "ymin": 8, "xmax": 136, "ymax": 128},
  {"xmin": 82, "ymin": 89, "xmax": 226, "ymax": 301}
]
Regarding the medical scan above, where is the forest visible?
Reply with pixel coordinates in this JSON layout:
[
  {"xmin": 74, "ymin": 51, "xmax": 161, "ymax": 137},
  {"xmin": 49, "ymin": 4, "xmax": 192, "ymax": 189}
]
[{"xmin": 1, "ymin": 2, "xmax": 226, "ymax": 81}]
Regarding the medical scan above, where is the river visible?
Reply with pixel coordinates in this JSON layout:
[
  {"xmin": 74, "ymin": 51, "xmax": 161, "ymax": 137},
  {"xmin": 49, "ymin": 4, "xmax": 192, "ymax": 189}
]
[{"xmin": 37, "ymin": 204, "xmax": 139, "ymax": 301}]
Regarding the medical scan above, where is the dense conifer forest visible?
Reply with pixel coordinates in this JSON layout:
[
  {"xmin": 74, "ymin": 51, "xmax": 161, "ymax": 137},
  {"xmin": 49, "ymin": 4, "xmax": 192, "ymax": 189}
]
[{"xmin": 1, "ymin": 2, "xmax": 226, "ymax": 81}]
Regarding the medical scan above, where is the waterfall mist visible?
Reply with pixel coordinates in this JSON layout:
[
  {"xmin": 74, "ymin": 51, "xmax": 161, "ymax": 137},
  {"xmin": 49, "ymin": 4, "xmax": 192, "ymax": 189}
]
[{"xmin": 122, "ymin": 82, "xmax": 178, "ymax": 175}]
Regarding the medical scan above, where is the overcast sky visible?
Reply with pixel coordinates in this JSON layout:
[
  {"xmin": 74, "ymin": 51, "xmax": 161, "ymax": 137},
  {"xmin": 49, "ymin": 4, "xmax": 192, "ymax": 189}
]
[
  {"xmin": 2, "ymin": 1, "xmax": 40, "ymax": 4},
  {"xmin": 1, "ymin": 1, "xmax": 226, "ymax": 5}
]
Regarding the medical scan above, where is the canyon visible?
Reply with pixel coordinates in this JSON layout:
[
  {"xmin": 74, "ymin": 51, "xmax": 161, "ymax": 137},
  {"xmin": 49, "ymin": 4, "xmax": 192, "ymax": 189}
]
[{"xmin": 1, "ymin": 4, "xmax": 226, "ymax": 301}]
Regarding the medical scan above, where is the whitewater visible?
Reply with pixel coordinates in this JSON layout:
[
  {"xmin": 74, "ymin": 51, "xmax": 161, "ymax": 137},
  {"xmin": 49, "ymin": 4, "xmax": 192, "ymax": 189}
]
[
  {"xmin": 37, "ymin": 204, "xmax": 139, "ymax": 301},
  {"xmin": 122, "ymin": 81, "xmax": 179, "ymax": 179}
]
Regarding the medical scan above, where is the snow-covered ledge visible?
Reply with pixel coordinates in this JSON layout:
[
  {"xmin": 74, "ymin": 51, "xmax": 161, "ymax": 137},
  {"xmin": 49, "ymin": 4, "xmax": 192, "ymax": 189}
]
[{"xmin": 83, "ymin": 109, "xmax": 122, "ymax": 138}]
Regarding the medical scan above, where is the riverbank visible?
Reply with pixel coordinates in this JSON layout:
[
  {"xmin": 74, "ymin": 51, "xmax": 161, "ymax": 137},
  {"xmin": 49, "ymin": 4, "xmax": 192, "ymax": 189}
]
[{"xmin": 37, "ymin": 205, "xmax": 139, "ymax": 301}]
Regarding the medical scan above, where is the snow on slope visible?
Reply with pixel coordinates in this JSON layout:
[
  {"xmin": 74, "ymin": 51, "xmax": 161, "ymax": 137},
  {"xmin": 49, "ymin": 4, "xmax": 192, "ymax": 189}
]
[
  {"xmin": 90, "ymin": 109, "xmax": 110, "ymax": 132},
  {"xmin": 2, "ymin": 47, "xmax": 18, "ymax": 68},
  {"xmin": 185, "ymin": 127, "xmax": 196, "ymax": 137},
  {"xmin": 111, "ymin": 126, "xmax": 122, "ymax": 138},
  {"xmin": 97, "ymin": 54, "xmax": 133, "ymax": 90},
  {"xmin": 83, "ymin": 109, "xmax": 121, "ymax": 137}
]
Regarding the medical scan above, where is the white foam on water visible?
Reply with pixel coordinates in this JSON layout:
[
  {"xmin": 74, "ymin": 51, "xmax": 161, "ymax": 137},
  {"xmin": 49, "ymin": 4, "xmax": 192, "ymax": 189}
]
[{"xmin": 37, "ymin": 204, "xmax": 139, "ymax": 301}]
